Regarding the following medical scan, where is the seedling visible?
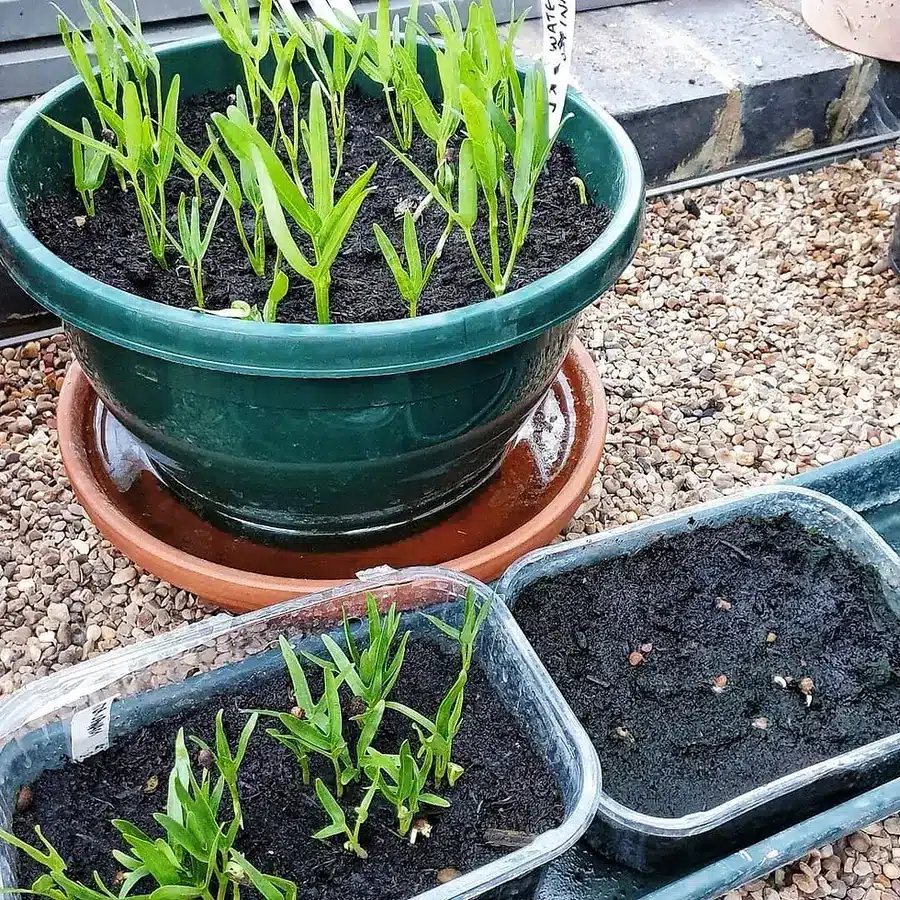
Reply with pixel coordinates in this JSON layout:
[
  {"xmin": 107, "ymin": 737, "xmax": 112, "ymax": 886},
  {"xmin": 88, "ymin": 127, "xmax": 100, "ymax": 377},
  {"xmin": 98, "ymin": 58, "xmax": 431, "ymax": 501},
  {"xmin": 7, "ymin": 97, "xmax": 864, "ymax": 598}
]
[
  {"xmin": 257, "ymin": 636, "xmax": 355, "ymax": 793},
  {"xmin": 0, "ymin": 712, "xmax": 291, "ymax": 900},
  {"xmin": 385, "ymin": 66, "xmax": 567, "ymax": 296},
  {"xmin": 363, "ymin": 740, "xmax": 449, "ymax": 836},
  {"xmin": 172, "ymin": 190, "xmax": 227, "ymax": 307},
  {"xmin": 312, "ymin": 776, "xmax": 379, "ymax": 858},
  {"xmin": 303, "ymin": 595, "xmax": 409, "ymax": 711},
  {"xmin": 202, "ymin": 0, "xmax": 273, "ymax": 125},
  {"xmin": 44, "ymin": 74, "xmax": 181, "ymax": 266},
  {"xmin": 276, "ymin": 0, "xmax": 369, "ymax": 171},
  {"xmin": 422, "ymin": 586, "xmax": 491, "ymax": 673},
  {"xmin": 71, "ymin": 119, "xmax": 109, "ymax": 216},
  {"xmin": 569, "ymin": 176, "xmax": 588, "ymax": 205},
  {"xmin": 387, "ymin": 669, "xmax": 467, "ymax": 787},
  {"xmin": 205, "ymin": 127, "xmax": 266, "ymax": 277},
  {"xmin": 372, "ymin": 211, "xmax": 450, "ymax": 317},
  {"xmin": 213, "ymin": 85, "xmax": 375, "ymax": 323},
  {"xmin": 338, "ymin": 0, "xmax": 418, "ymax": 149}
]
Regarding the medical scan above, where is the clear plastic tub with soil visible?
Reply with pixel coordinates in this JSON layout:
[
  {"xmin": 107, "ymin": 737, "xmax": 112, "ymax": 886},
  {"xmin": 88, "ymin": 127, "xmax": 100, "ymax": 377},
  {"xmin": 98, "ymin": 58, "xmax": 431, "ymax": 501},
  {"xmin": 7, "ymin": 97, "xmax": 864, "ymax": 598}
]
[
  {"xmin": 495, "ymin": 486, "xmax": 900, "ymax": 874},
  {"xmin": 0, "ymin": 568, "xmax": 601, "ymax": 900}
]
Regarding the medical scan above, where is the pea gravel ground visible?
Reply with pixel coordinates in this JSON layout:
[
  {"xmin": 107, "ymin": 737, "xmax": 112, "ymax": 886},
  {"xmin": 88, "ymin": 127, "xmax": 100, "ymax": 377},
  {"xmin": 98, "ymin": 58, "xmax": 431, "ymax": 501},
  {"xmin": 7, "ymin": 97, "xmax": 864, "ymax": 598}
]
[{"xmin": 2, "ymin": 148, "xmax": 900, "ymax": 894}]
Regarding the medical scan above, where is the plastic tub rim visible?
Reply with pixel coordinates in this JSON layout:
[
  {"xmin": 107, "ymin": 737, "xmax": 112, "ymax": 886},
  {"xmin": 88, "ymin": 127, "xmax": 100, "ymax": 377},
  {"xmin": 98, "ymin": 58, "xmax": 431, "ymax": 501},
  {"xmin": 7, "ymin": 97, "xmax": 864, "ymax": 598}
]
[
  {"xmin": 495, "ymin": 484, "xmax": 900, "ymax": 839},
  {"xmin": 0, "ymin": 565, "xmax": 602, "ymax": 900},
  {"xmin": 0, "ymin": 34, "xmax": 645, "ymax": 379}
]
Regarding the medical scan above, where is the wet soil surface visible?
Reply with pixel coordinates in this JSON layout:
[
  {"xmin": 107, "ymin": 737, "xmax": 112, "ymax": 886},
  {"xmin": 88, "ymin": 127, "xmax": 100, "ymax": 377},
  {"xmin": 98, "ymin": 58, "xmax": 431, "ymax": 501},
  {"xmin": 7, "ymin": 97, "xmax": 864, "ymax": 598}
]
[
  {"xmin": 512, "ymin": 516, "xmax": 900, "ymax": 818},
  {"xmin": 13, "ymin": 639, "xmax": 564, "ymax": 900},
  {"xmin": 28, "ymin": 89, "xmax": 611, "ymax": 323}
]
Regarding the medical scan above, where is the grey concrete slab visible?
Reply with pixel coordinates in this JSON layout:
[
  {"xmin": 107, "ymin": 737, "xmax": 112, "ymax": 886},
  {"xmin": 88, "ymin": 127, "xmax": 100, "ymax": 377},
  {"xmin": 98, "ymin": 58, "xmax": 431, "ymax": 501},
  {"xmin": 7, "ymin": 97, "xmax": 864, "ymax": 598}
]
[
  {"xmin": 515, "ymin": 0, "xmax": 900, "ymax": 183},
  {"xmin": 638, "ymin": 0, "xmax": 854, "ymax": 81},
  {"xmin": 514, "ymin": 6, "xmax": 727, "ymax": 116}
]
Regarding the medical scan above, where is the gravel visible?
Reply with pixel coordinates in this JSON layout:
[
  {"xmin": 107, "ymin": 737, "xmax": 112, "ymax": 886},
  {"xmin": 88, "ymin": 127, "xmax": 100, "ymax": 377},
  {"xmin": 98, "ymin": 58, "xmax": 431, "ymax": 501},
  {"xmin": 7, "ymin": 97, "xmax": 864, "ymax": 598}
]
[
  {"xmin": 725, "ymin": 821, "xmax": 900, "ymax": 900},
  {"xmin": 567, "ymin": 149, "xmax": 900, "ymax": 539},
  {"xmin": 0, "ymin": 336, "xmax": 210, "ymax": 696},
  {"xmin": 1, "ymin": 147, "xmax": 900, "ymax": 886}
]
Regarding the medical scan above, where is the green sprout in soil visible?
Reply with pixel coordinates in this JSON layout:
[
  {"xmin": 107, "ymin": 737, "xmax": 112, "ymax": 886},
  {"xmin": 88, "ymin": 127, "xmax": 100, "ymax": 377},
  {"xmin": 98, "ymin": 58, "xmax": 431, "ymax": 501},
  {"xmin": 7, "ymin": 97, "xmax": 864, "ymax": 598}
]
[
  {"xmin": 173, "ymin": 190, "xmax": 227, "ymax": 307},
  {"xmin": 251, "ymin": 590, "xmax": 490, "ymax": 856},
  {"xmin": 363, "ymin": 740, "xmax": 449, "ymax": 838},
  {"xmin": 205, "ymin": 120, "xmax": 267, "ymax": 277},
  {"xmin": 302, "ymin": 595, "xmax": 409, "ymax": 713},
  {"xmin": 387, "ymin": 669, "xmax": 467, "ymax": 787},
  {"xmin": 423, "ymin": 585, "xmax": 490, "ymax": 674},
  {"xmin": 71, "ymin": 119, "xmax": 109, "ymax": 216},
  {"xmin": 257, "ymin": 635, "xmax": 355, "ymax": 792},
  {"xmin": 312, "ymin": 775, "xmax": 379, "ymax": 858},
  {"xmin": 213, "ymin": 83, "xmax": 376, "ymax": 323},
  {"xmin": 276, "ymin": 0, "xmax": 368, "ymax": 173},
  {"xmin": 0, "ymin": 711, "xmax": 295, "ymax": 900},
  {"xmin": 202, "ymin": 0, "xmax": 274, "ymax": 126},
  {"xmin": 372, "ymin": 211, "xmax": 451, "ymax": 318}
]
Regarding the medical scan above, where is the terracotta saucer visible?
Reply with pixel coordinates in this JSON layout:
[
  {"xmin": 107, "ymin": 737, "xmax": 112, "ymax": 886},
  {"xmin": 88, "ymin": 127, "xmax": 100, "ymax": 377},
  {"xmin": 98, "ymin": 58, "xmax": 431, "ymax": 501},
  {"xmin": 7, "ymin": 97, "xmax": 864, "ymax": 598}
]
[{"xmin": 58, "ymin": 339, "xmax": 607, "ymax": 612}]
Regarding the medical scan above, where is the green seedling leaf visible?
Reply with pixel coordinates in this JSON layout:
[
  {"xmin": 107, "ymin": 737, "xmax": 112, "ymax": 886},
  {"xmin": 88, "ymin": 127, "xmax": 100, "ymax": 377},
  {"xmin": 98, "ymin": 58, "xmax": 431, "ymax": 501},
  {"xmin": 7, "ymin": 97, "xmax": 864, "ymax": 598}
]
[
  {"xmin": 459, "ymin": 84, "xmax": 497, "ymax": 193},
  {"xmin": 264, "ymin": 270, "xmax": 289, "ymax": 322}
]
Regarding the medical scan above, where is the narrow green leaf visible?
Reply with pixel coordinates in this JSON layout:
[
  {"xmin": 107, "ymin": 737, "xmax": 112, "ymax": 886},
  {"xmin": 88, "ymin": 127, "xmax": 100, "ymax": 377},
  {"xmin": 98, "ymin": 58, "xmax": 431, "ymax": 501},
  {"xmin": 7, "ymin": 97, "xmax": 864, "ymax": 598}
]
[
  {"xmin": 459, "ymin": 84, "xmax": 497, "ymax": 192},
  {"xmin": 314, "ymin": 778, "xmax": 346, "ymax": 825},
  {"xmin": 249, "ymin": 145, "xmax": 315, "ymax": 280},
  {"xmin": 158, "ymin": 74, "xmax": 180, "ymax": 180},
  {"xmin": 457, "ymin": 138, "xmax": 477, "ymax": 229},
  {"xmin": 403, "ymin": 210, "xmax": 422, "ymax": 287},
  {"xmin": 375, "ymin": 0, "xmax": 392, "ymax": 83},
  {"xmin": 311, "ymin": 822, "xmax": 345, "ymax": 840},
  {"xmin": 148, "ymin": 887, "xmax": 204, "ymax": 900},
  {"xmin": 306, "ymin": 82, "xmax": 333, "ymax": 217},
  {"xmin": 316, "ymin": 164, "xmax": 376, "ymax": 269},
  {"xmin": 122, "ymin": 80, "xmax": 142, "ymax": 166}
]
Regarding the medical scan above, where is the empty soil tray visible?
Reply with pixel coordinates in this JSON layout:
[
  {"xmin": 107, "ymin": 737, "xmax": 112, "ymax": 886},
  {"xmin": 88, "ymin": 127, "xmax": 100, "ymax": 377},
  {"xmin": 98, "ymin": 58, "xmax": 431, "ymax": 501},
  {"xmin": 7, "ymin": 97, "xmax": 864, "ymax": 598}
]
[{"xmin": 496, "ymin": 486, "xmax": 900, "ymax": 874}]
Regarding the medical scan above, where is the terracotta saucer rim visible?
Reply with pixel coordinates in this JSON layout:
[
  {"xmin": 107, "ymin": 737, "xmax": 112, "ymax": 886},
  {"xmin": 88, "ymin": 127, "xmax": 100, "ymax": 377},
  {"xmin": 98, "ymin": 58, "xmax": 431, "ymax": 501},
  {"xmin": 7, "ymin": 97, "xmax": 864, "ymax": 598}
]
[{"xmin": 58, "ymin": 340, "xmax": 607, "ymax": 611}]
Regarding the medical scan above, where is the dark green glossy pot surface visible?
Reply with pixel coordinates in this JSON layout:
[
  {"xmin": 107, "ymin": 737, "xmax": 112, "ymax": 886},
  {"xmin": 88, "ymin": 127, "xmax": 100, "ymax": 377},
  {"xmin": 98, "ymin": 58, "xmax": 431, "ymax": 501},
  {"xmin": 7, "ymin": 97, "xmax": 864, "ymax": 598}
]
[{"xmin": 0, "ymin": 37, "xmax": 644, "ymax": 542}]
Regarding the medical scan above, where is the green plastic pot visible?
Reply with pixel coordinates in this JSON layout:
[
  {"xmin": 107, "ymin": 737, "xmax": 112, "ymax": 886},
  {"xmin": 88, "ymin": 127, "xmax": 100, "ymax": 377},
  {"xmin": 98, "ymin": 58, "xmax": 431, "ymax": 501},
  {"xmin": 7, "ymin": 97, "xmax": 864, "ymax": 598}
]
[{"xmin": 0, "ymin": 36, "xmax": 644, "ymax": 543}]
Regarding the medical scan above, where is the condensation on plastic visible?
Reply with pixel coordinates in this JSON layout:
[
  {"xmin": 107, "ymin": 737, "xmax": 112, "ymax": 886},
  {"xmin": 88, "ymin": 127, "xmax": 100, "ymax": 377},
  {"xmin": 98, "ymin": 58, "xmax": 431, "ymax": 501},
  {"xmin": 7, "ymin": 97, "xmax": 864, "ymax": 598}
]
[
  {"xmin": 495, "ymin": 485, "xmax": 900, "ymax": 874},
  {"xmin": 0, "ymin": 567, "xmax": 601, "ymax": 900}
]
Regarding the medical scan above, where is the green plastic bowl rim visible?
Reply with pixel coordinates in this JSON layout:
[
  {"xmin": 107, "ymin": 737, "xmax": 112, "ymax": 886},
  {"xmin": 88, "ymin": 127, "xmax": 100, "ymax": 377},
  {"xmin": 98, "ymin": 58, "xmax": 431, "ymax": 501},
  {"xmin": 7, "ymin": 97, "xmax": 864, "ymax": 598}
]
[{"xmin": 0, "ymin": 34, "xmax": 644, "ymax": 378}]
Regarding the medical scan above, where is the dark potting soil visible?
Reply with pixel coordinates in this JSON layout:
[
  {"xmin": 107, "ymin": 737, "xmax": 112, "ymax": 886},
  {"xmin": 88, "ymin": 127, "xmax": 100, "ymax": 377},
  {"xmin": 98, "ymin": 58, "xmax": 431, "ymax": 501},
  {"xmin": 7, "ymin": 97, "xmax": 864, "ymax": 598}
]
[
  {"xmin": 27, "ymin": 89, "xmax": 611, "ymax": 324},
  {"xmin": 12, "ymin": 639, "xmax": 564, "ymax": 900},
  {"xmin": 512, "ymin": 515, "xmax": 900, "ymax": 819}
]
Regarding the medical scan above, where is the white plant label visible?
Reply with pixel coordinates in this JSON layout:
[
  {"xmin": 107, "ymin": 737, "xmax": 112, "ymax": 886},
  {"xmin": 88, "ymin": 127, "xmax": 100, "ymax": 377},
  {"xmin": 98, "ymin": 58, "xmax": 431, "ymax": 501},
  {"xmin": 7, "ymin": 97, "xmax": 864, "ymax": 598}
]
[
  {"xmin": 71, "ymin": 698, "xmax": 114, "ymax": 762},
  {"xmin": 541, "ymin": 0, "xmax": 576, "ymax": 132},
  {"xmin": 355, "ymin": 565, "xmax": 397, "ymax": 580}
]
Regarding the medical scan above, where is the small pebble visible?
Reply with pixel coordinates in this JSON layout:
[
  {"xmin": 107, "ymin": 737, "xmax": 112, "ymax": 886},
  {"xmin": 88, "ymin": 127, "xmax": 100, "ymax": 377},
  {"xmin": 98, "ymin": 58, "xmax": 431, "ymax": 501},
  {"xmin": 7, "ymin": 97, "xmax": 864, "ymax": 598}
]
[{"xmin": 15, "ymin": 785, "xmax": 33, "ymax": 813}]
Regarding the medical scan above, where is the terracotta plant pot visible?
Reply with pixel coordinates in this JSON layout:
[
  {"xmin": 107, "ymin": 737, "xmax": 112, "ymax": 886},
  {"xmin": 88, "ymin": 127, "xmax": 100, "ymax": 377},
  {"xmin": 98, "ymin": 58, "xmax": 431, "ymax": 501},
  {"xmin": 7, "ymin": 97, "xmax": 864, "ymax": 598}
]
[{"xmin": 802, "ymin": 0, "xmax": 900, "ymax": 62}]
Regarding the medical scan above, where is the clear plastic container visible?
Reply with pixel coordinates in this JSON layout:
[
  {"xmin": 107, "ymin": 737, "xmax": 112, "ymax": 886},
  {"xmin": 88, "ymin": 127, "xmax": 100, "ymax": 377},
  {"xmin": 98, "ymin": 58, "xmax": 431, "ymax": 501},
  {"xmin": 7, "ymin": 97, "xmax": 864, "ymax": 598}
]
[
  {"xmin": 495, "ymin": 485, "xmax": 900, "ymax": 874},
  {"xmin": 0, "ymin": 567, "xmax": 601, "ymax": 900}
]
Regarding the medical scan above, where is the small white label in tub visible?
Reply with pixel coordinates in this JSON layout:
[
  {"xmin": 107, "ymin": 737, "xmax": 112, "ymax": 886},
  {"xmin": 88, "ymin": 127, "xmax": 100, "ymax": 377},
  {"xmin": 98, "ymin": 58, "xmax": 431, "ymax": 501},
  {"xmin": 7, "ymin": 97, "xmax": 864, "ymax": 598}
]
[
  {"xmin": 355, "ymin": 565, "xmax": 397, "ymax": 580},
  {"xmin": 542, "ymin": 0, "xmax": 576, "ymax": 132},
  {"xmin": 71, "ymin": 698, "xmax": 114, "ymax": 762}
]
